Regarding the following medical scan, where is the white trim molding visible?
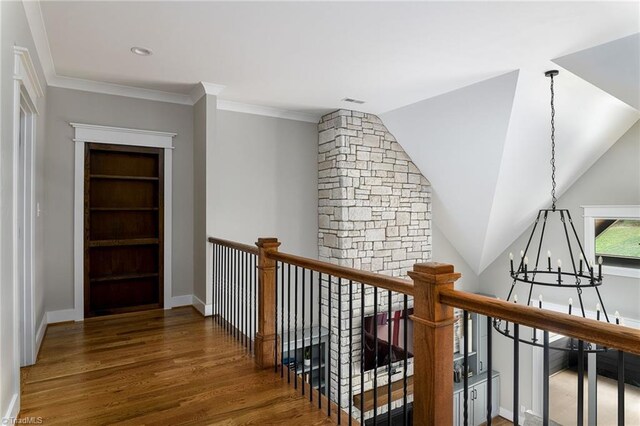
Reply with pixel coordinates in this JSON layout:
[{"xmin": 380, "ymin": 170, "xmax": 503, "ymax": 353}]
[
  {"xmin": 582, "ymin": 205, "xmax": 640, "ymax": 279},
  {"xmin": 2, "ymin": 393, "xmax": 20, "ymax": 425},
  {"xmin": 13, "ymin": 45, "xmax": 43, "ymax": 369},
  {"xmin": 14, "ymin": 47, "xmax": 44, "ymax": 105},
  {"xmin": 71, "ymin": 123, "xmax": 175, "ymax": 320},
  {"xmin": 70, "ymin": 123, "xmax": 176, "ymax": 148},
  {"xmin": 189, "ymin": 81, "xmax": 226, "ymax": 104},
  {"xmin": 217, "ymin": 99, "xmax": 320, "ymax": 123},
  {"xmin": 192, "ymin": 295, "xmax": 213, "ymax": 317}
]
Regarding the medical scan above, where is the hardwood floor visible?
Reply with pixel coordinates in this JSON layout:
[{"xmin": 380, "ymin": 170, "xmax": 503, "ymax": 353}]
[{"xmin": 19, "ymin": 307, "xmax": 335, "ymax": 425}]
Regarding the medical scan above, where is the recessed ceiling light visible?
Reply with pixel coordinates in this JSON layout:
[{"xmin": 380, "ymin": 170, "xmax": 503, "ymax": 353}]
[
  {"xmin": 130, "ymin": 46, "xmax": 153, "ymax": 56},
  {"xmin": 342, "ymin": 97, "xmax": 365, "ymax": 104}
]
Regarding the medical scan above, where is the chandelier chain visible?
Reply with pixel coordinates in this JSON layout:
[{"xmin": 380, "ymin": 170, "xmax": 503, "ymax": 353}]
[{"xmin": 550, "ymin": 74, "xmax": 557, "ymax": 210}]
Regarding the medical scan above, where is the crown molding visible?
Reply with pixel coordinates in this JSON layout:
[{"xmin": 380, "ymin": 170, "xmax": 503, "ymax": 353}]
[
  {"xmin": 22, "ymin": 0, "xmax": 56, "ymax": 83},
  {"xmin": 189, "ymin": 81, "xmax": 226, "ymax": 104},
  {"xmin": 50, "ymin": 75, "xmax": 193, "ymax": 105},
  {"xmin": 217, "ymin": 99, "xmax": 320, "ymax": 123}
]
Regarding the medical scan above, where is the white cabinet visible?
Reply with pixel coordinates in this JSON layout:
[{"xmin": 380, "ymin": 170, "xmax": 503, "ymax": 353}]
[{"xmin": 454, "ymin": 374, "xmax": 499, "ymax": 426}]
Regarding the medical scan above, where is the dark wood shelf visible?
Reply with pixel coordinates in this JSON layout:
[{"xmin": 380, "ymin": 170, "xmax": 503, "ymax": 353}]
[
  {"xmin": 90, "ymin": 207, "xmax": 159, "ymax": 211},
  {"xmin": 89, "ymin": 238, "xmax": 159, "ymax": 247},
  {"xmin": 90, "ymin": 273, "xmax": 159, "ymax": 283},
  {"xmin": 353, "ymin": 376, "xmax": 414, "ymax": 412},
  {"xmin": 90, "ymin": 174, "xmax": 159, "ymax": 181},
  {"xmin": 91, "ymin": 303, "xmax": 161, "ymax": 317}
]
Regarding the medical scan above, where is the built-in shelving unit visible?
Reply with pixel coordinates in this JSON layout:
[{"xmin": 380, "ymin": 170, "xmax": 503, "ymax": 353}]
[
  {"xmin": 281, "ymin": 326, "xmax": 329, "ymax": 395},
  {"xmin": 84, "ymin": 143, "xmax": 164, "ymax": 317}
]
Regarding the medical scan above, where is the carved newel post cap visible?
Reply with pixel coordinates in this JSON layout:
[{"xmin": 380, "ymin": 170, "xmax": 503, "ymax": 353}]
[
  {"xmin": 256, "ymin": 237, "xmax": 281, "ymax": 248},
  {"xmin": 413, "ymin": 262, "xmax": 454, "ymax": 274}
]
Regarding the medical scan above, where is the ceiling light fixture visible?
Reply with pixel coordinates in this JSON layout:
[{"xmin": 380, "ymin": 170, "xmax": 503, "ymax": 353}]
[
  {"xmin": 494, "ymin": 70, "xmax": 616, "ymax": 353},
  {"xmin": 130, "ymin": 46, "xmax": 153, "ymax": 56},
  {"xmin": 342, "ymin": 98, "xmax": 365, "ymax": 105}
]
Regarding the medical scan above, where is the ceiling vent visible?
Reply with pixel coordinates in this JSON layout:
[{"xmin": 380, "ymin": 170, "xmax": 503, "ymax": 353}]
[{"xmin": 342, "ymin": 97, "xmax": 365, "ymax": 104}]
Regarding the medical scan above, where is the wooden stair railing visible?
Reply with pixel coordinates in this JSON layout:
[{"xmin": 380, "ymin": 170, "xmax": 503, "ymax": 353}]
[{"xmin": 209, "ymin": 236, "xmax": 640, "ymax": 426}]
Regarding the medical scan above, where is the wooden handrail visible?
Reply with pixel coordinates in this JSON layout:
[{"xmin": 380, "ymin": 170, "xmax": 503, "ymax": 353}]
[
  {"xmin": 439, "ymin": 288, "xmax": 640, "ymax": 356},
  {"xmin": 208, "ymin": 236, "xmax": 259, "ymax": 255},
  {"xmin": 267, "ymin": 251, "xmax": 415, "ymax": 296}
]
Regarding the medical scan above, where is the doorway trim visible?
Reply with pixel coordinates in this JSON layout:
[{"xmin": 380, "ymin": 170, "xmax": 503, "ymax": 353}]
[
  {"xmin": 13, "ymin": 47, "xmax": 43, "ymax": 367},
  {"xmin": 71, "ymin": 123, "xmax": 176, "ymax": 321}
]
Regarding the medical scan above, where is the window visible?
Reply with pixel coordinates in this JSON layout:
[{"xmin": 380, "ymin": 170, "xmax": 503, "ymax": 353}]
[{"xmin": 583, "ymin": 206, "xmax": 640, "ymax": 278}]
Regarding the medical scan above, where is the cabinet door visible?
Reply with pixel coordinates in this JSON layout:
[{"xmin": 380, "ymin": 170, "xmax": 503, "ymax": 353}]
[
  {"xmin": 478, "ymin": 314, "xmax": 488, "ymax": 337},
  {"xmin": 459, "ymin": 390, "xmax": 471, "ymax": 426},
  {"xmin": 491, "ymin": 376, "xmax": 500, "ymax": 417},
  {"xmin": 477, "ymin": 337, "xmax": 487, "ymax": 373},
  {"xmin": 453, "ymin": 392, "xmax": 460, "ymax": 426},
  {"xmin": 472, "ymin": 382, "xmax": 487, "ymax": 426}
]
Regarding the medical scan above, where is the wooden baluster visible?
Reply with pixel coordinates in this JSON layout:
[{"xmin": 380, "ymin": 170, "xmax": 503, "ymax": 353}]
[
  {"xmin": 409, "ymin": 262, "xmax": 461, "ymax": 426},
  {"xmin": 255, "ymin": 237, "xmax": 281, "ymax": 369}
]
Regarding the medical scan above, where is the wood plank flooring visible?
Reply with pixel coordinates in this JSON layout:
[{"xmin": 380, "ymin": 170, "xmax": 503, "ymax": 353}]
[{"xmin": 19, "ymin": 307, "xmax": 335, "ymax": 425}]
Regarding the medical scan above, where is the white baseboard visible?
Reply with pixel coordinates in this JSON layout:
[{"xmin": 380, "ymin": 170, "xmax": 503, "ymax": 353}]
[
  {"xmin": 46, "ymin": 296, "xmax": 214, "ymax": 322},
  {"xmin": 35, "ymin": 315, "xmax": 47, "ymax": 357},
  {"xmin": 46, "ymin": 308, "xmax": 79, "ymax": 324},
  {"xmin": 192, "ymin": 295, "xmax": 212, "ymax": 317},
  {"xmin": 170, "ymin": 295, "xmax": 193, "ymax": 308},
  {"xmin": 499, "ymin": 407, "xmax": 526, "ymax": 425},
  {"xmin": 499, "ymin": 407, "xmax": 512, "ymax": 421},
  {"xmin": 3, "ymin": 392, "xmax": 19, "ymax": 423}
]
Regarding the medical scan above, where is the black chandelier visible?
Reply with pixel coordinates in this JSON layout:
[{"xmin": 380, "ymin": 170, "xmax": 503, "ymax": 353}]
[{"xmin": 493, "ymin": 70, "xmax": 619, "ymax": 352}]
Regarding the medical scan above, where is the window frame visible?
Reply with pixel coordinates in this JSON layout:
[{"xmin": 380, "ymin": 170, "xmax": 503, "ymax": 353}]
[{"xmin": 582, "ymin": 205, "xmax": 640, "ymax": 279}]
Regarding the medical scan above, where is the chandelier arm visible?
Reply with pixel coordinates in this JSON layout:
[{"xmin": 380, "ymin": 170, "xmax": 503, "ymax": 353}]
[
  {"xmin": 559, "ymin": 211, "xmax": 580, "ymax": 280},
  {"xmin": 566, "ymin": 210, "xmax": 594, "ymax": 276},
  {"xmin": 518, "ymin": 210, "xmax": 543, "ymax": 273},
  {"xmin": 594, "ymin": 287, "xmax": 610, "ymax": 323},
  {"xmin": 494, "ymin": 324, "xmax": 608, "ymax": 353},
  {"xmin": 506, "ymin": 279, "xmax": 517, "ymax": 302},
  {"xmin": 527, "ymin": 211, "xmax": 549, "ymax": 307},
  {"xmin": 576, "ymin": 286, "xmax": 587, "ymax": 317}
]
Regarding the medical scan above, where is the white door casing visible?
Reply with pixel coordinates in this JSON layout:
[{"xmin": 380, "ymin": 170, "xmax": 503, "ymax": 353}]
[
  {"xmin": 71, "ymin": 123, "xmax": 175, "ymax": 320},
  {"xmin": 13, "ymin": 46, "xmax": 43, "ymax": 367}
]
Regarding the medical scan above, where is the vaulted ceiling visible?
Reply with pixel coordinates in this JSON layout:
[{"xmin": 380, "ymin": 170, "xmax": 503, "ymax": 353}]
[{"xmin": 27, "ymin": 1, "xmax": 640, "ymax": 273}]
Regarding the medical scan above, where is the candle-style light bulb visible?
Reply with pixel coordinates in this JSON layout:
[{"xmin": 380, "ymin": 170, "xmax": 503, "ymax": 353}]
[
  {"xmin": 615, "ymin": 311, "xmax": 621, "ymax": 325},
  {"xmin": 509, "ymin": 253, "xmax": 514, "ymax": 275},
  {"xmin": 547, "ymin": 250, "xmax": 552, "ymax": 271},
  {"xmin": 520, "ymin": 250, "xmax": 524, "ymax": 258},
  {"xmin": 524, "ymin": 256, "xmax": 529, "ymax": 265},
  {"xmin": 596, "ymin": 303, "xmax": 601, "ymax": 320},
  {"xmin": 568, "ymin": 298, "xmax": 573, "ymax": 315},
  {"xmin": 557, "ymin": 259, "xmax": 562, "ymax": 284},
  {"xmin": 538, "ymin": 294, "xmax": 543, "ymax": 309},
  {"xmin": 598, "ymin": 256, "xmax": 603, "ymax": 279},
  {"xmin": 579, "ymin": 253, "xmax": 584, "ymax": 274},
  {"xmin": 514, "ymin": 294, "xmax": 518, "ymax": 304}
]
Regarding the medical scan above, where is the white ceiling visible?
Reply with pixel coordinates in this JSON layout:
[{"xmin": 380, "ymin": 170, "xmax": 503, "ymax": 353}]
[
  {"xmin": 36, "ymin": 1, "xmax": 639, "ymax": 115},
  {"xmin": 28, "ymin": 1, "xmax": 640, "ymax": 273}
]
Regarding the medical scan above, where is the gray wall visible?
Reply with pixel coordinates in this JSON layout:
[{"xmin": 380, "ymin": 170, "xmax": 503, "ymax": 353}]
[
  {"xmin": 432, "ymin": 224, "xmax": 479, "ymax": 293},
  {"xmin": 1, "ymin": 0, "xmax": 48, "ymax": 417},
  {"xmin": 213, "ymin": 110, "xmax": 318, "ymax": 259},
  {"xmin": 479, "ymin": 120, "xmax": 640, "ymax": 415},
  {"xmin": 43, "ymin": 87, "xmax": 195, "ymax": 312},
  {"xmin": 192, "ymin": 94, "xmax": 217, "ymax": 303}
]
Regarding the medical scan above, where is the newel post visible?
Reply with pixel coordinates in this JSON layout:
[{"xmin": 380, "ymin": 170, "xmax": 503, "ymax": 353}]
[
  {"xmin": 255, "ymin": 237, "xmax": 281, "ymax": 369},
  {"xmin": 408, "ymin": 262, "xmax": 461, "ymax": 425}
]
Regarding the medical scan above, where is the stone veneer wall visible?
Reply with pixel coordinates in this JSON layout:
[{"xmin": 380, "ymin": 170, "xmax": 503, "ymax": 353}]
[{"xmin": 317, "ymin": 109, "xmax": 432, "ymax": 419}]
